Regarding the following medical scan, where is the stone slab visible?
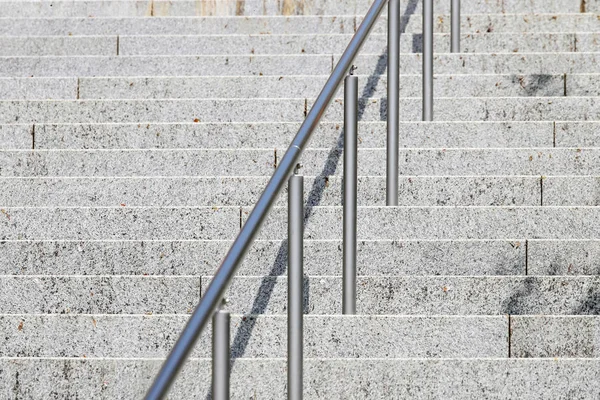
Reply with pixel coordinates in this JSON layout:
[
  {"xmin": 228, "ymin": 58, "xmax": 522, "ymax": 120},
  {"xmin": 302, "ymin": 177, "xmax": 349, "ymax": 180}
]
[
  {"xmin": 0, "ymin": 124, "xmax": 32, "ymax": 149},
  {"xmin": 0, "ymin": 314, "xmax": 507, "ymax": 358},
  {"xmin": 0, "ymin": 149, "xmax": 276, "ymax": 176},
  {"xmin": 528, "ymin": 240, "xmax": 600, "ymax": 275},
  {"xmin": 208, "ymin": 275, "xmax": 600, "ymax": 315},
  {"xmin": 0, "ymin": 239, "xmax": 525, "ymax": 276},
  {"xmin": 0, "ymin": 36, "xmax": 116, "ymax": 56},
  {"xmin": 78, "ymin": 74, "xmax": 566, "ymax": 99},
  {"xmin": 249, "ymin": 206, "xmax": 600, "ymax": 240},
  {"xmin": 2, "ymin": 358, "xmax": 600, "ymax": 399},
  {"xmin": 511, "ymin": 316, "xmax": 600, "ymax": 358},
  {"xmin": 0, "ymin": 276, "xmax": 200, "ymax": 314},
  {"xmin": 0, "ymin": 176, "xmax": 541, "ymax": 206},
  {"xmin": 30, "ymin": 122, "xmax": 554, "ymax": 149},
  {"xmin": 0, "ymin": 207, "xmax": 239, "ymax": 240}
]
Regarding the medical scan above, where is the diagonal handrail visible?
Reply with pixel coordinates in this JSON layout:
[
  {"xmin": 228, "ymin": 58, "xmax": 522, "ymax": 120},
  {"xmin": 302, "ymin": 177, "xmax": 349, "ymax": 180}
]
[{"xmin": 143, "ymin": 0, "xmax": 389, "ymax": 397}]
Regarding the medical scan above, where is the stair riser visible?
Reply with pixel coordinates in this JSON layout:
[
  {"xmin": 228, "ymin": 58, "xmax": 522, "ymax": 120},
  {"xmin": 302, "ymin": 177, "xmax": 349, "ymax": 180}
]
[
  {"xmin": 0, "ymin": 315, "xmax": 507, "ymax": 358},
  {"xmin": 1, "ymin": 98, "xmax": 600, "ymax": 123},
  {"xmin": 3, "ymin": 122, "xmax": 556, "ymax": 150},
  {"xmin": 0, "ymin": 176, "xmax": 541, "ymax": 207},
  {"xmin": 0, "ymin": 240, "xmax": 526, "ymax": 276},
  {"xmin": 5, "ymin": 54, "xmax": 600, "ymax": 77},
  {"xmin": 0, "ymin": 277, "xmax": 199, "ymax": 314},
  {"xmin": 3, "ymin": 14, "xmax": 598, "ymax": 36},
  {"xmin": 3, "ymin": 359, "xmax": 599, "ymax": 399},
  {"xmin": 0, "ymin": 0, "xmax": 593, "ymax": 17},
  {"xmin": 212, "ymin": 276, "xmax": 600, "ymax": 315}
]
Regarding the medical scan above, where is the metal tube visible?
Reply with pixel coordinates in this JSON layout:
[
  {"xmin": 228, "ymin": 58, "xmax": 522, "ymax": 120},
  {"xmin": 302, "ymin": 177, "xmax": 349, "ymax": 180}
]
[
  {"xmin": 212, "ymin": 308, "xmax": 230, "ymax": 400},
  {"xmin": 288, "ymin": 169, "xmax": 304, "ymax": 400},
  {"xmin": 343, "ymin": 73, "xmax": 358, "ymax": 315},
  {"xmin": 451, "ymin": 0, "xmax": 460, "ymax": 52},
  {"xmin": 423, "ymin": 0, "xmax": 434, "ymax": 121},
  {"xmin": 386, "ymin": 0, "xmax": 400, "ymax": 206},
  {"xmin": 143, "ymin": 0, "xmax": 389, "ymax": 398}
]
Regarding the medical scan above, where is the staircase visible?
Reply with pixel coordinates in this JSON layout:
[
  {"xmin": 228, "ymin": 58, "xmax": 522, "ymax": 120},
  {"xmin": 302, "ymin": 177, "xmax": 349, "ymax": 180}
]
[{"xmin": 2, "ymin": 0, "xmax": 600, "ymax": 398}]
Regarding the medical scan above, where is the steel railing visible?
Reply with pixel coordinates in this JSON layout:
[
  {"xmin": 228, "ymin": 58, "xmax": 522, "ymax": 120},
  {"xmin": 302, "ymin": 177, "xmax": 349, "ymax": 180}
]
[{"xmin": 144, "ymin": 0, "xmax": 460, "ymax": 398}]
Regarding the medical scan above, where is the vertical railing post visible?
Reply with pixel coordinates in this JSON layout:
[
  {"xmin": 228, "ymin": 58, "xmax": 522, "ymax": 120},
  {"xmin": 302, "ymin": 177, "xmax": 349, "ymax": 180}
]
[
  {"xmin": 212, "ymin": 305, "xmax": 230, "ymax": 400},
  {"xmin": 451, "ymin": 0, "xmax": 460, "ymax": 52},
  {"xmin": 343, "ymin": 70, "xmax": 358, "ymax": 315},
  {"xmin": 423, "ymin": 0, "xmax": 434, "ymax": 121},
  {"xmin": 288, "ymin": 166, "xmax": 304, "ymax": 400},
  {"xmin": 386, "ymin": 0, "xmax": 400, "ymax": 206}
]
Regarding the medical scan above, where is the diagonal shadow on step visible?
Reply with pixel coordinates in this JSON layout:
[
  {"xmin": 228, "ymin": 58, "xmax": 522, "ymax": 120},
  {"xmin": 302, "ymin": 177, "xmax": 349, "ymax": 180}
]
[{"xmin": 202, "ymin": 1, "xmax": 420, "ymax": 396}]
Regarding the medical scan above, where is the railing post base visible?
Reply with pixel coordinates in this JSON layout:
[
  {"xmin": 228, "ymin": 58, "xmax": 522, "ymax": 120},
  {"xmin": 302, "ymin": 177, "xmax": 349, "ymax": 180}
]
[{"xmin": 212, "ymin": 306, "xmax": 230, "ymax": 400}]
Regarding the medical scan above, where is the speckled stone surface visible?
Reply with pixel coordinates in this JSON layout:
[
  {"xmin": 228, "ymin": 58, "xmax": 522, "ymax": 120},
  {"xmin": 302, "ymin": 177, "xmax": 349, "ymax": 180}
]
[
  {"xmin": 0, "ymin": 55, "xmax": 333, "ymax": 77},
  {"xmin": 368, "ymin": 13, "xmax": 600, "ymax": 34},
  {"xmin": 1, "ymin": 0, "xmax": 583, "ymax": 18},
  {"xmin": 0, "ymin": 36, "xmax": 116, "ymax": 56},
  {"xmin": 209, "ymin": 275, "xmax": 600, "ymax": 315},
  {"xmin": 350, "ymin": 53, "xmax": 600, "ymax": 75},
  {"xmin": 0, "ymin": 239, "xmax": 525, "ymax": 276},
  {"xmin": 300, "ymin": 148, "xmax": 600, "ymax": 176},
  {"xmin": 0, "ymin": 276, "xmax": 200, "ymax": 314},
  {"xmin": 29, "ymin": 121, "xmax": 554, "ymax": 149},
  {"xmin": 0, "ymin": 16, "xmax": 357, "ymax": 36},
  {"xmin": 78, "ymin": 74, "xmax": 566, "ymax": 99},
  {"xmin": 0, "ymin": 124, "xmax": 32, "ymax": 149},
  {"xmin": 0, "ymin": 99, "xmax": 305, "ymax": 123},
  {"xmin": 4, "ymin": 14, "xmax": 599, "ymax": 36},
  {"xmin": 119, "ymin": 33, "xmax": 576, "ymax": 55},
  {"xmin": 0, "ymin": 176, "xmax": 541, "ymax": 206},
  {"xmin": 0, "ymin": 315, "xmax": 507, "ymax": 358},
  {"xmin": 543, "ymin": 177, "xmax": 600, "ymax": 206},
  {"xmin": 0, "ymin": 207, "xmax": 239, "ymax": 240},
  {"xmin": 0, "ymin": 149, "xmax": 275, "ymax": 176},
  {"xmin": 0, "ymin": 78, "xmax": 77, "ymax": 100},
  {"xmin": 555, "ymin": 121, "xmax": 600, "ymax": 147},
  {"xmin": 528, "ymin": 240, "xmax": 600, "ymax": 275},
  {"xmin": 2, "ymin": 358, "xmax": 600, "ymax": 399},
  {"xmin": 511, "ymin": 316, "xmax": 600, "ymax": 358},
  {"xmin": 250, "ymin": 206, "xmax": 600, "ymax": 240},
  {"xmin": 319, "ymin": 97, "xmax": 600, "ymax": 122}
]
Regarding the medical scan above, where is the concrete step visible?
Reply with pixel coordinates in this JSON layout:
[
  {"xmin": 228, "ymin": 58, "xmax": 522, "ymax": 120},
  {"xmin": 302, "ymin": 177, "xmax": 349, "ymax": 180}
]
[
  {"xmin": 0, "ymin": 36, "xmax": 116, "ymax": 57},
  {"xmin": 5, "ymin": 53, "xmax": 600, "ymax": 77},
  {"xmin": 0, "ymin": 239, "xmax": 527, "ymax": 276},
  {"xmin": 0, "ymin": 0, "xmax": 593, "ymax": 17},
  {"xmin": 0, "ymin": 33, "xmax": 585, "ymax": 57},
  {"xmin": 4, "ymin": 122, "xmax": 558, "ymax": 150},
  {"xmin": 1, "ymin": 97, "xmax": 600, "ymax": 123},
  {"xmin": 529, "ymin": 240, "xmax": 600, "ymax": 275},
  {"xmin": 0, "ymin": 55, "xmax": 333, "ymax": 77},
  {"xmin": 511, "ymin": 316, "xmax": 600, "ymax": 357},
  {"xmin": 212, "ymin": 275, "xmax": 600, "ymax": 315},
  {"xmin": 300, "ymin": 148, "xmax": 600, "ymax": 176},
  {"xmin": 0, "ymin": 314, "xmax": 508, "ymax": 358},
  {"xmin": 0, "ymin": 176, "xmax": 542, "ymax": 207},
  {"xmin": 75, "ymin": 74, "xmax": 569, "ymax": 99},
  {"xmin": 5, "ymin": 74, "xmax": 600, "ymax": 100},
  {"xmin": 11, "ymin": 238, "xmax": 600, "ymax": 277},
  {"xmin": 320, "ymin": 97, "xmax": 600, "ymax": 122},
  {"xmin": 3, "ymin": 14, "xmax": 599, "ymax": 36},
  {"xmin": 253, "ymin": 206, "xmax": 600, "ymax": 240},
  {"xmin": 368, "ymin": 13, "xmax": 600, "ymax": 34},
  {"xmin": 350, "ymin": 52, "xmax": 600, "ymax": 75},
  {"xmin": 1, "ymin": 148, "xmax": 599, "ymax": 177},
  {"xmin": 543, "ymin": 176, "xmax": 600, "ymax": 206},
  {"xmin": 2, "ymin": 358, "xmax": 599, "ymax": 399},
  {"xmin": 11, "ymin": 206, "xmax": 600, "ymax": 241},
  {"xmin": 0, "ymin": 276, "xmax": 199, "ymax": 314},
  {"xmin": 0, "ymin": 207, "xmax": 239, "ymax": 240},
  {"xmin": 116, "ymin": 33, "xmax": 585, "ymax": 55}
]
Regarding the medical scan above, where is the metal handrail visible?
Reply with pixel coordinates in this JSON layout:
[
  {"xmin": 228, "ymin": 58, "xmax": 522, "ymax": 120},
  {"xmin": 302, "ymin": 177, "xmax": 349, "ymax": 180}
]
[{"xmin": 144, "ymin": 0, "xmax": 389, "ymax": 397}]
